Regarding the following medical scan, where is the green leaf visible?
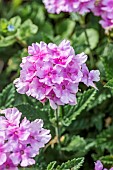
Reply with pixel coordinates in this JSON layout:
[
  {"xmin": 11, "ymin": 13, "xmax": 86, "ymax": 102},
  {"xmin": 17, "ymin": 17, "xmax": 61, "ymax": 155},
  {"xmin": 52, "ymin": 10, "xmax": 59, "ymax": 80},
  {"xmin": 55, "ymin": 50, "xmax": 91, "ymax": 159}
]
[
  {"xmin": 9, "ymin": 16, "xmax": 21, "ymax": 29},
  {"xmin": 100, "ymin": 155, "xmax": 113, "ymax": 165},
  {"xmin": 74, "ymin": 28, "xmax": 99, "ymax": 54},
  {"xmin": 63, "ymin": 89, "xmax": 96, "ymax": 126},
  {"xmin": 0, "ymin": 83, "xmax": 15, "ymax": 109},
  {"xmin": 15, "ymin": 103, "xmax": 50, "ymax": 126},
  {"xmin": 0, "ymin": 18, "xmax": 8, "ymax": 32},
  {"xmin": 87, "ymin": 28, "xmax": 99, "ymax": 49},
  {"xmin": 15, "ymin": 103, "xmax": 39, "ymax": 121},
  {"xmin": 12, "ymin": 0, "xmax": 22, "ymax": 8},
  {"xmin": 95, "ymin": 126, "xmax": 113, "ymax": 153},
  {"xmin": 87, "ymin": 84, "xmax": 112, "ymax": 111},
  {"xmin": 33, "ymin": 4, "xmax": 45, "ymax": 24},
  {"xmin": 41, "ymin": 33, "xmax": 54, "ymax": 43},
  {"xmin": 62, "ymin": 136, "xmax": 86, "ymax": 153},
  {"xmin": 56, "ymin": 19, "xmax": 75, "ymax": 38},
  {"xmin": 41, "ymin": 22, "xmax": 54, "ymax": 36},
  {"xmin": 56, "ymin": 157, "xmax": 84, "ymax": 170},
  {"xmin": 17, "ymin": 19, "xmax": 38, "ymax": 40},
  {"xmin": 73, "ymin": 89, "xmax": 96, "ymax": 115},
  {"xmin": 101, "ymin": 43, "xmax": 113, "ymax": 80},
  {"xmin": 104, "ymin": 78, "xmax": 113, "ymax": 89},
  {"xmin": 0, "ymin": 35, "xmax": 16, "ymax": 47},
  {"xmin": 47, "ymin": 161, "xmax": 57, "ymax": 170}
]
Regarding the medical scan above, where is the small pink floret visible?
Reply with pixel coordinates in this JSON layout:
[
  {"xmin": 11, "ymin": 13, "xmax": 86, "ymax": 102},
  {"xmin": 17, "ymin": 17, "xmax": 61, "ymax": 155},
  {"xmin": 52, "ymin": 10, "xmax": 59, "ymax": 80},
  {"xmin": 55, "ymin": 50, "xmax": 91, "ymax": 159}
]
[{"xmin": 94, "ymin": 160, "xmax": 113, "ymax": 170}]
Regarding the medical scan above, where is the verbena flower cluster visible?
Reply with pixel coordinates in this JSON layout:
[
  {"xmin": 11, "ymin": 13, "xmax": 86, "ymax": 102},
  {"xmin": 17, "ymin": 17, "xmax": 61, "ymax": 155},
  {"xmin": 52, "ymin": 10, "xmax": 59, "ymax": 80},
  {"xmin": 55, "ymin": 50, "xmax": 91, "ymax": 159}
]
[
  {"xmin": 95, "ymin": 160, "xmax": 113, "ymax": 170},
  {"xmin": 92, "ymin": 0, "xmax": 113, "ymax": 30},
  {"xmin": 0, "ymin": 108, "xmax": 51, "ymax": 170},
  {"xmin": 42, "ymin": 0, "xmax": 95, "ymax": 14},
  {"xmin": 14, "ymin": 40, "xmax": 100, "ymax": 109},
  {"xmin": 43, "ymin": 0, "xmax": 113, "ymax": 30}
]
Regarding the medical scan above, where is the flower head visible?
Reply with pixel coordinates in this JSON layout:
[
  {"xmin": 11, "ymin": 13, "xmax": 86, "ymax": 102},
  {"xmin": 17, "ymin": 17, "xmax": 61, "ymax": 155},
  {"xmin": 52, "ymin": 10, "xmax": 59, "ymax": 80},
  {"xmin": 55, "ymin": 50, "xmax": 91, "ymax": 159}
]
[
  {"xmin": 0, "ymin": 108, "xmax": 51, "ymax": 169},
  {"xmin": 43, "ymin": 0, "xmax": 95, "ymax": 14},
  {"xmin": 14, "ymin": 40, "xmax": 100, "ymax": 109},
  {"xmin": 92, "ymin": 0, "xmax": 113, "ymax": 30}
]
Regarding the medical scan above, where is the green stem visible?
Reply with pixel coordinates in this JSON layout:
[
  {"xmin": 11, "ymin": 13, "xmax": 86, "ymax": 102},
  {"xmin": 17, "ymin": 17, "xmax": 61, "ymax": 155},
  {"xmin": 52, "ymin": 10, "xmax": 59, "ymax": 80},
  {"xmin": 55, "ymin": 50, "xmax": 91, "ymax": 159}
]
[
  {"xmin": 1, "ymin": 0, "xmax": 4, "ymax": 17},
  {"xmin": 80, "ymin": 15, "xmax": 94, "ymax": 68},
  {"xmin": 84, "ymin": 28, "xmax": 94, "ymax": 68},
  {"xmin": 15, "ymin": 37, "xmax": 27, "ymax": 48},
  {"xmin": 54, "ymin": 107, "xmax": 62, "ymax": 153}
]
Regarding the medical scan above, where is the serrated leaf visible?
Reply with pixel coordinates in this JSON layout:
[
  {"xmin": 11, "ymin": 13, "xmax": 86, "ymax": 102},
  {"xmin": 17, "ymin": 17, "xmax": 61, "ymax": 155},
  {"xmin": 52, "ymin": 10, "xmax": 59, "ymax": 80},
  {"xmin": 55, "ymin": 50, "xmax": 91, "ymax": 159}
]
[
  {"xmin": 87, "ymin": 85, "xmax": 112, "ymax": 111},
  {"xmin": 73, "ymin": 89, "xmax": 96, "ymax": 115},
  {"xmin": 15, "ymin": 103, "xmax": 50, "ymax": 127},
  {"xmin": 15, "ymin": 103, "xmax": 40, "ymax": 121},
  {"xmin": 47, "ymin": 161, "xmax": 57, "ymax": 170},
  {"xmin": 104, "ymin": 78, "xmax": 113, "ymax": 89},
  {"xmin": 101, "ymin": 43, "xmax": 113, "ymax": 80},
  {"xmin": 56, "ymin": 157, "xmax": 84, "ymax": 170},
  {"xmin": 100, "ymin": 155, "xmax": 113, "ymax": 165},
  {"xmin": 95, "ymin": 126, "xmax": 113, "ymax": 153},
  {"xmin": 0, "ymin": 83, "xmax": 15, "ymax": 109},
  {"xmin": 63, "ymin": 89, "xmax": 96, "ymax": 126},
  {"xmin": 62, "ymin": 136, "xmax": 86, "ymax": 153}
]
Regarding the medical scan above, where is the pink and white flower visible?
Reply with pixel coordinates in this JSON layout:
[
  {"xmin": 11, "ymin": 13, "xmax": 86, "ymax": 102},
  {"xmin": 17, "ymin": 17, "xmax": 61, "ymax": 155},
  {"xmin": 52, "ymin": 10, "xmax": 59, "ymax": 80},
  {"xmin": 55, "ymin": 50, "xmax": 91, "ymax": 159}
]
[
  {"xmin": 92, "ymin": 0, "xmax": 113, "ymax": 30},
  {"xmin": 14, "ymin": 40, "xmax": 100, "ymax": 109},
  {"xmin": 82, "ymin": 64, "xmax": 100, "ymax": 89},
  {"xmin": 0, "ymin": 108, "xmax": 51, "ymax": 169},
  {"xmin": 94, "ymin": 160, "xmax": 113, "ymax": 170},
  {"xmin": 43, "ymin": 0, "xmax": 95, "ymax": 14}
]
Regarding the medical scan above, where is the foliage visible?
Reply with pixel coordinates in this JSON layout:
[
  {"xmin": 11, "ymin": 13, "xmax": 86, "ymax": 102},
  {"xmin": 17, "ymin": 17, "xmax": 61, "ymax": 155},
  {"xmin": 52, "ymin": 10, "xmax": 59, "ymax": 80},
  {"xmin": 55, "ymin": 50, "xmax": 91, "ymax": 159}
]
[
  {"xmin": 0, "ymin": 83, "xmax": 15, "ymax": 109},
  {"xmin": 47, "ymin": 158, "xmax": 84, "ymax": 170},
  {"xmin": 105, "ymin": 79, "xmax": 113, "ymax": 90}
]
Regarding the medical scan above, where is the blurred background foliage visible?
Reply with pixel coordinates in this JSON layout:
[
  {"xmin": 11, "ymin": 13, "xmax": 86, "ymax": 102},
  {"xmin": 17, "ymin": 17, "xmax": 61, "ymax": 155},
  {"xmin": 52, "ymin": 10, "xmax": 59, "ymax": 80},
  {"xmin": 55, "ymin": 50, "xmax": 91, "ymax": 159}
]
[{"xmin": 0, "ymin": 0, "xmax": 113, "ymax": 169}]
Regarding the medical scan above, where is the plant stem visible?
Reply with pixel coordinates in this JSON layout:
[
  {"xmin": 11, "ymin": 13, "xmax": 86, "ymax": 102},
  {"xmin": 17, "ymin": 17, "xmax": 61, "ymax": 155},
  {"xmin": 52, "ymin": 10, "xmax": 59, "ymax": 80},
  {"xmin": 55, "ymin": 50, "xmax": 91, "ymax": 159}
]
[
  {"xmin": 54, "ymin": 107, "xmax": 62, "ymax": 153},
  {"xmin": 15, "ymin": 37, "xmax": 27, "ymax": 48},
  {"xmin": 1, "ymin": 0, "xmax": 4, "ymax": 17},
  {"xmin": 80, "ymin": 15, "xmax": 94, "ymax": 68},
  {"xmin": 84, "ymin": 28, "xmax": 94, "ymax": 68}
]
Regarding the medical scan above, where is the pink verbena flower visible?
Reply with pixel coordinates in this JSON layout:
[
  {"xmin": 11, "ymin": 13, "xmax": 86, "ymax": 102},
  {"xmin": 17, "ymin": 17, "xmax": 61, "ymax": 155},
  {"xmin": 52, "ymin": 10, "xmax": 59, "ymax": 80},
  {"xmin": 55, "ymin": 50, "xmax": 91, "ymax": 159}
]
[
  {"xmin": 92, "ymin": 0, "xmax": 113, "ymax": 30},
  {"xmin": 82, "ymin": 64, "xmax": 100, "ymax": 89},
  {"xmin": 14, "ymin": 40, "xmax": 100, "ymax": 109},
  {"xmin": 0, "ymin": 158, "xmax": 18, "ymax": 170},
  {"xmin": 0, "ymin": 108, "xmax": 51, "ymax": 169},
  {"xmin": 1, "ymin": 107, "xmax": 22, "ymax": 129},
  {"xmin": 0, "ymin": 133, "xmax": 7, "ymax": 166},
  {"xmin": 43, "ymin": 0, "xmax": 95, "ymax": 14},
  {"xmin": 9, "ymin": 144, "xmax": 36, "ymax": 167},
  {"xmin": 94, "ymin": 160, "xmax": 113, "ymax": 170}
]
